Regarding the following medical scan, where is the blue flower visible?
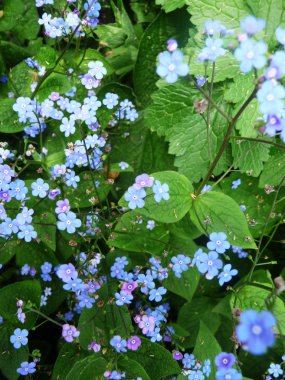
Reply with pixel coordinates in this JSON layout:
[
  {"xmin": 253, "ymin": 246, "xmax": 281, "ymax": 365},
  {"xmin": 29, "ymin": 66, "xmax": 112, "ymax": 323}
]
[
  {"xmin": 31, "ymin": 178, "xmax": 49, "ymax": 198},
  {"xmin": 156, "ymin": 50, "xmax": 189, "ymax": 83},
  {"xmin": 257, "ymin": 80, "xmax": 285, "ymax": 115},
  {"xmin": 207, "ymin": 232, "xmax": 230, "ymax": 253},
  {"xmin": 110, "ymin": 335, "xmax": 127, "ymax": 353},
  {"xmin": 198, "ymin": 38, "xmax": 226, "ymax": 62},
  {"xmin": 240, "ymin": 16, "xmax": 266, "ymax": 35},
  {"xmin": 202, "ymin": 359, "xmax": 211, "ymax": 377},
  {"xmin": 171, "ymin": 254, "xmax": 191, "ymax": 278},
  {"xmin": 182, "ymin": 353, "xmax": 196, "ymax": 369},
  {"xmin": 276, "ymin": 27, "xmax": 285, "ymax": 46},
  {"xmin": 195, "ymin": 251, "xmax": 223, "ymax": 280},
  {"xmin": 268, "ymin": 363, "xmax": 283, "ymax": 378},
  {"xmin": 215, "ymin": 352, "xmax": 236, "ymax": 370},
  {"xmin": 216, "ymin": 368, "xmax": 242, "ymax": 380},
  {"xmin": 57, "ymin": 211, "xmax": 82, "ymax": 233},
  {"xmin": 63, "ymin": 278, "xmax": 84, "ymax": 292},
  {"xmin": 231, "ymin": 179, "xmax": 241, "ymax": 189},
  {"xmin": 218, "ymin": 264, "xmax": 238, "ymax": 286},
  {"xmin": 236, "ymin": 309, "xmax": 276, "ymax": 355},
  {"xmin": 103, "ymin": 93, "xmax": 119, "ymax": 109},
  {"xmin": 234, "ymin": 39, "xmax": 267, "ymax": 73},
  {"xmin": 196, "ymin": 74, "xmax": 206, "ymax": 87},
  {"xmin": 152, "ymin": 180, "xmax": 170, "ymax": 203},
  {"xmin": 115, "ymin": 290, "xmax": 133, "ymax": 306},
  {"xmin": 17, "ymin": 224, "xmax": 37, "ymax": 242},
  {"xmin": 17, "ymin": 361, "xmax": 36, "ymax": 376},
  {"xmin": 204, "ymin": 20, "xmax": 225, "ymax": 35},
  {"xmin": 149, "ymin": 287, "xmax": 167, "ymax": 302},
  {"xmin": 188, "ymin": 370, "xmax": 205, "ymax": 380},
  {"xmin": 10, "ymin": 328, "xmax": 29, "ymax": 349},
  {"xmin": 124, "ymin": 185, "xmax": 146, "ymax": 209},
  {"xmin": 77, "ymin": 293, "xmax": 95, "ymax": 309},
  {"xmin": 65, "ymin": 171, "xmax": 80, "ymax": 188}
]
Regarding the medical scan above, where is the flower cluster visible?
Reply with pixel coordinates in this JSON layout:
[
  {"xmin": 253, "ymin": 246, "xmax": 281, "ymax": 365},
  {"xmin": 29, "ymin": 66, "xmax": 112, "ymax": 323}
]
[
  {"xmin": 214, "ymin": 352, "xmax": 241, "ymax": 380},
  {"xmin": 124, "ymin": 173, "xmax": 170, "ymax": 210}
]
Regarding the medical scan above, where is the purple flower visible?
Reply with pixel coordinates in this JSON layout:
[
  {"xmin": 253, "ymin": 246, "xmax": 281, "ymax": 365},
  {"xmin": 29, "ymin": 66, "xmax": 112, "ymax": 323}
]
[
  {"xmin": 236, "ymin": 309, "xmax": 276, "ymax": 355},
  {"xmin": 134, "ymin": 173, "xmax": 154, "ymax": 189},
  {"xmin": 173, "ymin": 351, "xmax": 183, "ymax": 360},
  {"xmin": 81, "ymin": 74, "xmax": 99, "ymax": 89},
  {"xmin": 167, "ymin": 38, "xmax": 178, "ymax": 52},
  {"xmin": 56, "ymin": 263, "xmax": 78, "ymax": 282},
  {"xmin": 127, "ymin": 336, "xmax": 141, "ymax": 351},
  {"xmin": 110, "ymin": 335, "xmax": 127, "ymax": 353},
  {"xmin": 62, "ymin": 324, "xmax": 80, "ymax": 342},
  {"xmin": 215, "ymin": 352, "xmax": 236, "ymax": 370},
  {"xmin": 55, "ymin": 199, "xmax": 70, "ymax": 214},
  {"xmin": 48, "ymin": 188, "xmax": 61, "ymax": 200},
  {"xmin": 207, "ymin": 232, "xmax": 230, "ymax": 254},
  {"xmin": 138, "ymin": 315, "xmax": 155, "ymax": 334},
  {"xmin": 88, "ymin": 340, "xmax": 101, "ymax": 352}
]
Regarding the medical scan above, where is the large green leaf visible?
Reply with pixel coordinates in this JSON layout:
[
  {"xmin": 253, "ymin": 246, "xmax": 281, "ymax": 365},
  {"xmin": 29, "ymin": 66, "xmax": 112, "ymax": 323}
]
[
  {"xmin": 127, "ymin": 337, "xmax": 180, "ymax": 380},
  {"xmin": 134, "ymin": 10, "xmax": 190, "ymax": 105},
  {"xmin": 231, "ymin": 139, "xmax": 270, "ymax": 177},
  {"xmin": 120, "ymin": 171, "xmax": 194, "ymax": 223},
  {"xmin": 119, "ymin": 357, "xmax": 151, "ymax": 380},
  {"xmin": 156, "ymin": 0, "xmax": 186, "ymax": 12},
  {"xmin": 65, "ymin": 356, "xmax": 107, "ymax": 380},
  {"xmin": 36, "ymin": 73, "xmax": 72, "ymax": 102},
  {"xmin": 259, "ymin": 148, "xmax": 285, "ymax": 187},
  {"xmin": 190, "ymin": 191, "xmax": 256, "ymax": 248},
  {"xmin": 233, "ymin": 99, "xmax": 260, "ymax": 138},
  {"xmin": 0, "ymin": 98, "xmax": 24, "ymax": 133},
  {"xmin": 164, "ymin": 267, "xmax": 200, "ymax": 301},
  {"xmin": 0, "ymin": 281, "xmax": 41, "ymax": 329},
  {"xmin": 110, "ymin": 210, "xmax": 169, "ymax": 253}
]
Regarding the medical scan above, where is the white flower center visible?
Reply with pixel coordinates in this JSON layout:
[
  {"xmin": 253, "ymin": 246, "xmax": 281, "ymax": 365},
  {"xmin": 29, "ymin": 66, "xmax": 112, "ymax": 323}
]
[
  {"xmin": 252, "ymin": 324, "xmax": 262, "ymax": 335},
  {"xmin": 246, "ymin": 51, "xmax": 254, "ymax": 59},
  {"xmin": 168, "ymin": 64, "xmax": 175, "ymax": 71}
]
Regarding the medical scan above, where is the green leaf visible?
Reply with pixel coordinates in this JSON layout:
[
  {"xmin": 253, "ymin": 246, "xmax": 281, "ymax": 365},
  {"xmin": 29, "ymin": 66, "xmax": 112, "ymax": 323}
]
[
  {"xmin": 234, "ymin": 99, "xmax": 260, "ymax": 138},
  {"xmin": 224, "ymin": 74, "xmax": 255, "ymax": 104},
  {"xmin": 15, "ymin": 241, "xmax": 59, "ymax": 270},
  {"xmin": 0, "ymin": 326, "xmax": 29, "ymax": 380},
  {"xmin": 36, "ymin": 73, "xmax": 72, "ymax": 102},
  {"xmin": 43, "ymin": 127, "xmax": 66, "ymax": 168},
  {"xmin": 78, "ymin": 293, "xmax": 133, "ymax": 348},
  {"xmin": 230, "ymin": 285, "xmax": 285, "ymax": 334},
  {"xmin": 259, "ymin": 148, "xmax": 285, "ymax": 187},
  {"xmin": 190, "ymin": 191, "xmax": 257, "ymax": 249},
  {"xmin": 36, "ymin": 46, "xmax": 57, "ymax": 68},
  {"xmin": 186, "ymin": 0, "xmax": 250, "ymax": 32},
  {"xmin": 189, "ymin": 52, "xmax": 240, "ymax": 83},
  {"xmin": 127, "ymin": 337, "xmax": 180, "ymax": 380},
  {"xmin": 51, "ymin": 343, "xmax": 89, "ymax": 380},
  {"xmin": 164, "ymin": 267, "xmax": 200, "ymax": 301},
  {"xmin": 0, "ymin": 239, "xmax": 18, "ymax": 265},
  {"xmin": 134, "ymin": 10, "xmax": 190, "ymax": 105},
  {"xmin": 0, "ymin": 280, "xmax": 41, "ymax": 329},
  {"xmin": 65, "ymin": 171, "xmax": 112, "ymax": 208},
  {"xmin": 231, "ymin": 138, "xmax": 270, "ymax": 177},
  {"xmin": 65, "ymin": 356, "xmax": 107, "ymax": 380},
  {"xmin": 121, "ymin": 171, "xmax": 193, "ymax": 223},
  {"xmin": 9, "ymin": 61, "xmax": 34, "ymax": 97},
  {"xmin": 10, "ymin": 0, "xmax": 40, "ymax": 40},
  {"xmin": 156, "ymin": 0, "xmax": 186, "ymax": 12},
  {"xmin": 0, "ymin": 0, "xmax": 25, "ymax": 31},
  {"xmin": 119, "ymin": 357, "xmax": 151, "ymax": 380},
  {"xmin": 33, "ymin": 209, "xmax": 57, "ymax": 251},
  {"xmin": 193, "ymin": 321, "xmax": 222, "ymax": 380},
  {"xmin": 110, "ymin": 210, "xmax": 169, "ymax": 254},
  {"xmin": 0, "ymin": 98, "xmax": 23, "ymax": 133}
]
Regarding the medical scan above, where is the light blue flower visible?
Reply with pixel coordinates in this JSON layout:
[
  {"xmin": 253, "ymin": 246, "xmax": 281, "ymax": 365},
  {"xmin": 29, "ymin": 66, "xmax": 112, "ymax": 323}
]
[
  {"xmin": 17, "ymin": 361, "xmax": 36, "ymax": 376},
  {"xmin": 276, "ymin": 27, "xmax": 285, "ymax": 46},
  {"xmin": 18, "ymin": 224, "xmax": 37, "ymax": 242},
  {"xmin": 115, "ymin": 290, "xmax": 133, "ymax": 306},
  {"xmin": 149, "ymin": 287, "xmax": 167, "ymax": 302},
  {"xmin": 124, "ymin": 186, "xmax": 146, "ymax": 209},
  {"xmin": 268, "ymin": 363, "xmax": 283, "ymax": 378},
  {"xmin": 216, "ymin": 368, "xmax": 242, "ymax": 380},
  {"xmin": 198, "ymin": 38, "xmax": 226, "ymax": 62},
  {"xmin": 240, "ymin": 16, "xmax": 266, "ymax": 35},
  {"xmin": 57, "ymin": 211, "xmax": 81, "ymax": 233},
  {"xmin": 10, "ymin": 328, "xmax": 29, "ymax": 349},
  {"xmin": 218, "ymin": 264, "xmax": 238, "ymax": 286},
  {"xmin": 234, "ymin": 39, "xmax": 267, "ymax": 73},
  {"xmin": 110, "ymin": 335, "xmax": 127, "ymax": 353},
  {"xmin": 31, "ymin": 178, "xmax": 49, "ymax": 198},
  {"xmin": 152, "ymin": 180, "xmax": 170, "ymax": 203},
  {"xmin": 103, "ymin": 93, "xmax": 119, "ymax": 109},
  {"xmin": 257, "ymin": 80, "xmax": 285, "ymax": 115},
  {"xmin": 207, "ymin": 232, "xmax": 230, "ymax": 253},
  {"xmin": 156, "ymin": 50, "xmax": 189, "ymax": 83}
]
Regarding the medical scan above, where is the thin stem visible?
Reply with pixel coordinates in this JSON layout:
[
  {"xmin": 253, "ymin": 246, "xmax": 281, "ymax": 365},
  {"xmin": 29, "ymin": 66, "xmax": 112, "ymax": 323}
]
[
  {"xmin": 195, "ymin": 86, "xmax": 258, "ymax": 195},
  {"xmin": 26, "ymin": 306, "xmax": 62, "ymax": 328},
  {"xmin": 231, "ymin": 136, "xmax": 285, "ymax": 151},
  {"xmin": 205, "ymin": 62, "xmax": 215, "ymax": 162}
]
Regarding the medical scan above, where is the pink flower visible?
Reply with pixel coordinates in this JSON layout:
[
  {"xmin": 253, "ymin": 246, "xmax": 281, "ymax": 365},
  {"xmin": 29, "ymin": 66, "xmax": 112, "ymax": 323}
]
[
  {"xmin": 62, "ymin": 324, "xmax": 80, "ymax": 342},
  {"xmin": 121, "ymin": 281, "xmax": 138, "ymax": 294},
  {"xmin": 134, "ymin": 174, "xmax": 154, "ymax": 189},
  {"xmin": 138, "ymin": 315, "xmax": 155, "ymax": 334}
]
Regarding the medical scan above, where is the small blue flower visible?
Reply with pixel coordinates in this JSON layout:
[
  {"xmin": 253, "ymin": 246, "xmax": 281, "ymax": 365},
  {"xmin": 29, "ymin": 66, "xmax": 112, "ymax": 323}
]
[
  {"xmin": 196, "ymin": 74, "xmax": 206, "ymax": 87},
  {"xmin": 257, "ymin": 80, "xmax": 285, "ymax": 115},
  {"xmin": 124, "ymin": 185, "xmax": 146, "ymax": 209},
  {"xmin": 183, "ymin": 353, "xmax": 196, "ymax": 369},
  {"xmin": 10, "ymin": 328, "xmax": 29, "ymax": 349},
  {"xmin": 152, "ymin": 180, "xmax": 170, "ymax": 203},
  {"xmin": 207, "ymin": 232, "xmax": 230, "ymax": 254},
  {"xmin": 202, "ymin": 359, "xmax": 211, "ymax": 377},
  {"xmin": 65, "ymin": 171, "xmax": 80, "ymax": 188},
  {"xmin": 57, "ymin": 211, "xmax": 81, "ymax": 233},
  {"xmin": 216, "ymin": 368, "xmax": 242, "ymax": 380},
  {"xmin": 149, "ymin": 287, "xmax": 167, "ymax": 302},
  {"xmin": 63, "ymin": 278, "xmax": 84, "ymax": 292},
  {"xmin": 115, "ymin": 290, "xmax": 133, "ymax": 306},
  {"xmin": 276, "ymin": 27, "xmax": 285, "ymax": 46},
  {"xmin": 198, "ymin": 38, "xmax": 226, "ymax": 62},
  {"xmin": 268, "ymin": 363, "xmax": 283, "ymax": 378},
  {"xmin": 234, "ymin": 39, "xmax": 267, "ymax": 73},
  {"xmin": 103, "ymin": 93, "xmax": 119, "ymax": 109},
  {"xmin": 77, "ymin": 293, "xmax": 95, "ymax": 309},
  {"xmin": 218, "ymin": 264, "xmax": 238, "ymax": 286},
  {"xmin": 17, "ymin": 224, "xmax": 37, "ymax": 242},
  {"xmin": 236, "ymin": 309, "xmax": 276, "ymax": 355},
  {"xmin": 31, "ymin": 178, "xmax": 49, "ymax": 198},
  {"xmin": 231, "ymin": 179, "xmax": 241, "ymax": 189},
  {"xmin": 195, "ymin": 251, "xmax": 223, "ymax": 280},
  {"xmin": 188, "ymin": 369, "xmax": 205, "ymax": 380},
  {"xmin": 156, "ymin": 50, "xmax": 189, "ymax": 83},
  {"xmin": 215, "ymin": 352, "xmax": 236, "ymax": 370},
  {"xmin": 17, "ymin": 361, "xmax": 36, "ymax": 376},
  {"xmin": 110, "ymin": 335, "xmax": 127, "ymax": 353},
  {"xmin": 171, "ymin": 254, "xmax": 191, "ymax": 278},
  {"xmin": 240, "ymin": 16, "xmax": 266, "ymax": 35},
  {"xmin": 204, "ymin": 20, "xmax": 225, "ymax": 35}
]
